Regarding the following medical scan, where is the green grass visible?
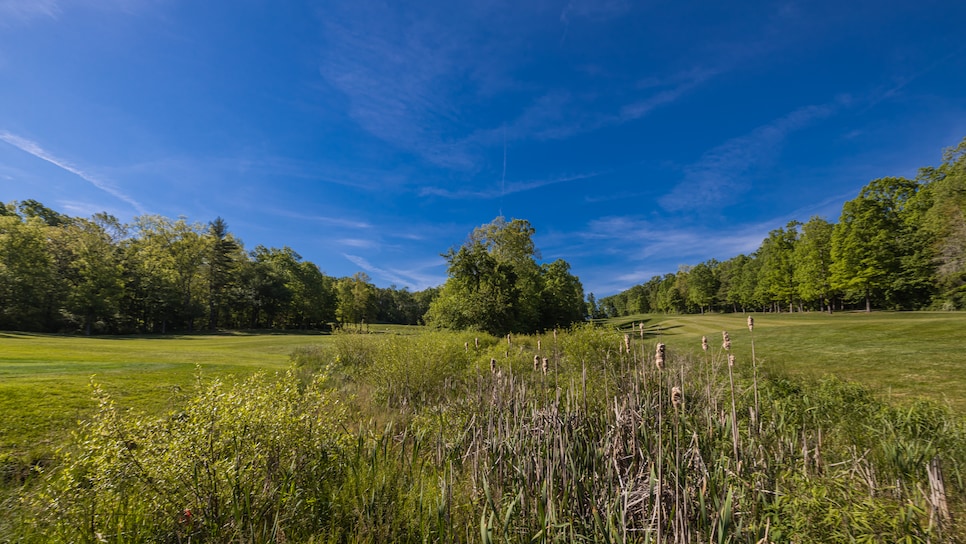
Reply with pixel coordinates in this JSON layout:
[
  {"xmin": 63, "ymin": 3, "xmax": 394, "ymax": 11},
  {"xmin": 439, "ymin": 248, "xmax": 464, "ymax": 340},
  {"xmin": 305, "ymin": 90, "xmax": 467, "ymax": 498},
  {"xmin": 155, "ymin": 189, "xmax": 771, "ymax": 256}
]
[
  {"xmin": 0, "ymin": 331, "xmax": 338, "ymax": 464},
  {"xmin": 603, "ymin": 311, "xmax": 966, "ymax": 411}
]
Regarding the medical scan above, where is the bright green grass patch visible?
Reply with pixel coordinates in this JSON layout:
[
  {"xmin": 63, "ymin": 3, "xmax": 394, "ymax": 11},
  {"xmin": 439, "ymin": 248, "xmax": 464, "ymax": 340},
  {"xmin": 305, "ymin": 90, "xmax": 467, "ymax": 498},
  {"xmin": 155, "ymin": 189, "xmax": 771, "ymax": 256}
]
[
  {"xmin": 0, "ymin": 331, "xmax": 338, "ymax": 464},
  {"xmin": 604, "ymin": 311, "xmax": 966, "ymax": 411}
]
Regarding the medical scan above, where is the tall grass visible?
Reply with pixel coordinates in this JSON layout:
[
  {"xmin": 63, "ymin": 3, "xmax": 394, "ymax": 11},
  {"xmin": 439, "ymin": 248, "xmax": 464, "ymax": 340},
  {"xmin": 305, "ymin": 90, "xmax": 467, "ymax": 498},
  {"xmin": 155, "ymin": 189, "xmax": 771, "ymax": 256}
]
[{"xmin": 4, "ymin": 325, "xmax": 965, "ymax": 542}]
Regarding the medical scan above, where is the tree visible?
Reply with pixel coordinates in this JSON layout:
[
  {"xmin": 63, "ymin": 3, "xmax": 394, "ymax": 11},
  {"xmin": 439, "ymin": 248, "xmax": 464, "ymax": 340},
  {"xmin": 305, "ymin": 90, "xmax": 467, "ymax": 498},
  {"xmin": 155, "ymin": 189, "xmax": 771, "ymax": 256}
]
[
  {"xmin": 830, "ymin": 177, "xmax": 922, "ymax": 311},
  {"xmin": 336, "ymin": 272, "xmax": 375, "ymax": 328},
  {"xmin": 206, "ymin": 217, "xmax": 240, "ymax": 330},
  {"xmin": 425, "ymin": 217, "xmax": 585, "ymax": 335},
  {"xmin": 539, "ymin": 259, "xmax": 586, "ymax": 328},
  {"xmin": 756, "ymin": 222, "xmax": 799, "ymax": 312},
  {"xmin": 60, "ymin": 217, "xmax": 124, "ymax": 334},
  {"xmin": 687, "ymin": 260, "xmax": 718, "ymax": 313},
  {"xmin": 0, "ymin": 215, "xmax": 61, "ymax": 330},
  {"xmin": 919, "ymin": 138, "xmax": 966, "ymax": 307},
  {"xmin": 794, "ymin": 216, "xmax": 835, "ymax": 312}
]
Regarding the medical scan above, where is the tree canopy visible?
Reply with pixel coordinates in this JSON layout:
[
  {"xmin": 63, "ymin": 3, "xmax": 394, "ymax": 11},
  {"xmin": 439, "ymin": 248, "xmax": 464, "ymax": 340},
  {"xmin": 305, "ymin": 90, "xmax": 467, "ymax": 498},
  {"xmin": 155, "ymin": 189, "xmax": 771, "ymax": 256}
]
[
  {"xmin": 601, "ymin": 137, "xmax": 966, "ymax": 315},
  {"xmin": 425, "ymin": 217, "xmax": 586, "ymax": 335}
]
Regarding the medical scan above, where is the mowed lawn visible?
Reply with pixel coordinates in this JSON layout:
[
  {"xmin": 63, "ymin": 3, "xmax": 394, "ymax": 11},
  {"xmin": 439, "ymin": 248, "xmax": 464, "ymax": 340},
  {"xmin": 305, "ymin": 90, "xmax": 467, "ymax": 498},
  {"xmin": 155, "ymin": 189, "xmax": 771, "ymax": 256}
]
[
  {"xmin": 0, "ymin": 331, "xmax": 339, "ymax": 461},
  {"xmin": 608, "ymin": 311, "xmax": 966, "ymax": 411}
]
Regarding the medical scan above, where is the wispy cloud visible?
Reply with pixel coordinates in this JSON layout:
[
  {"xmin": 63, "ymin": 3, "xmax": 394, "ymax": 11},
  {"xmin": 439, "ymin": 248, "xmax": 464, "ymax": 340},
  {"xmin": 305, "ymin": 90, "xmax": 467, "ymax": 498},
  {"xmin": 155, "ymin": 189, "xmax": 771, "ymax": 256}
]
[
  {"xmin": 0, "ymin": 0, "xmax": 59, "ymax": 22},
  {"xmin": 420, "ymin": 171, "xmax": 602, "ymax": 199},
  {"xmin": 0, "ymin": 131, "xmax": 145, "ymax": 214},
  {"xmin": 342, "ymin": 253, "xmax": 445, "ymax": 290},
  {"xmin": 267, "ymin": 208, "xmax": 372, "ymax": 230},
  {"xmin": 659, "ymin": 102, "xmax": 840, "ymax": 212}
]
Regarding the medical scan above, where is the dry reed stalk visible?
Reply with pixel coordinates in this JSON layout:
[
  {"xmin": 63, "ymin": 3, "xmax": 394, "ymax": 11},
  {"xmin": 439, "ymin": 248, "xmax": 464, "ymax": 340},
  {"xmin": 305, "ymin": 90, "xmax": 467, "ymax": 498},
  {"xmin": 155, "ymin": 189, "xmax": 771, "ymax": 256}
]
[
  {"xmin": 728, "ymin": 353, "xmax": 739, "ymax": 461},
  {"xmin": 655, "ymin": 343, "xmax": 666, "ymax": 370},
  {"xmin": 749, "ymin": 317, "xmax": 760, "ymax": 433}
]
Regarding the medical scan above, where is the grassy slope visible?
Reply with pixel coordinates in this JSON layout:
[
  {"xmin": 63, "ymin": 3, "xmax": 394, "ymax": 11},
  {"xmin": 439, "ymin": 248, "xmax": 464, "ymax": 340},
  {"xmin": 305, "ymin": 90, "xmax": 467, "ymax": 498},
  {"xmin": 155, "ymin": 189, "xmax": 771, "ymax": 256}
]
[
  {"xmin": 0, "ymin": 331, "xmax": 336, "ymax": 460},
  {"xmin": 605, "ymin": 311, "xmax": 966, "ymax": 411}
]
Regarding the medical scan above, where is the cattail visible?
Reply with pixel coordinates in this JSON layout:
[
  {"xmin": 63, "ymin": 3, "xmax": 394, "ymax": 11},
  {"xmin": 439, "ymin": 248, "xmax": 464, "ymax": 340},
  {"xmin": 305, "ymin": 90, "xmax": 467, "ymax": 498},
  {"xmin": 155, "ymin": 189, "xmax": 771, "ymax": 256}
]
[
  {"xmin": 553, "ymin": 328, "xmax": 558, "ymax": 342},
  {"xmin": 655, "ymin": 342, "xmax": 666, "ymax": 370},
  {"xmin": 701, "ymin": 335, "xmax": 709, "ymax": 352},
  {"xmin": 639, "ymin": 321, "xmax": 645, "ymax": 339},
  {"xmin": 490, "ymin": 358, "xmax": 497, "ymax": 373},
  {"xmin": 747, "ymin": 316, "xmax": 754, "ymax": 332},
  {"xmin": 507, "ymin": 333, "xmax": 511, "ymax": 346},
  {"xmin": 541, "ymin": 357, "xmax": 549, "ymax": 374},
  {"xmin": 722, "ymin": 331, "xmax": 731, "ymax": 351},
  {"xmin": 533, "ymin": 354, "xmax": 540, "ymax": 371},
  {"xmin": 464, "ymin": 341, "xmax": 469, "ymax": 352},
  {"xmin": 728, "ymin": 354, "xmax": 736, "ymax": 368},
  {"xmin": 475, "ymin": 337, "xmax": 479, "ymax": 349},
  {"xmin": 537, "ymin": 339, "xmax": 541, "ymax": 351},
  {"xmin": 623, "ymin": 333, "xmax": 630, "ymax": 353},
  {"xmin": 671, "ymin": 386, "xmax": 683, "ymax": 410}
]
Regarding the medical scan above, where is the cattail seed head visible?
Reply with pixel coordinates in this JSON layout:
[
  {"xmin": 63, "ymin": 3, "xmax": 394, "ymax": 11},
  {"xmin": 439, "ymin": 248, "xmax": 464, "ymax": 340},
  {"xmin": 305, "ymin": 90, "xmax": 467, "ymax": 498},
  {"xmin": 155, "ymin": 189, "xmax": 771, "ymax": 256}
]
[
  {"xmin": 747, "ymin": 316, "xmax": 754, "ymax": 332},
  {"xmin": 533, "ymin": 354, "xmax": 540, "ymax": 371},
  {"xmin": 553, "ymin": 328, "xmax": 558, "ymax": 342},
  {"xmin": 639, "ymin": 321, "xmax": 645, "ymax": 339},
  {"xmin": 507, "ymin": 333, "xmax": 511, "ymax": 345},
  {"xmin": 623, "ymin": 333, "xmax": 630, "ymax": 353},
  {"xmin": 655, "ymin": 342, "xmax": 666, "ymax": 370},
  {"xmin": 701, "ymin": 336, "xmax": 709, "ymax": 352},
  {"xmin": 537, "ymin": 339, "xmax": 541, "ymax": 351},
  {"xmin": 541, "ymin": 357, "xmax": 549, "ymax": 375},
  {"xmin": 464, "ymin": 341, "xmax": 469, "ymax": 352},
  {"xmin": 475, "ymin": 337, "xmax": 479, "ymax": 349},
  {"xmin": 722, "ymin": 331, "xmax": 731, "ymax": 351},
  {"xmin": 490, "ymin": 358, "xmax": 497, "ymax": 373},
  {"xmin": 671, "ymin": 386, "xmax": 683, "ymax": 410},
  {"xmin": 728, "ymin": 354, "xmax": 736, "ymax": 368}
]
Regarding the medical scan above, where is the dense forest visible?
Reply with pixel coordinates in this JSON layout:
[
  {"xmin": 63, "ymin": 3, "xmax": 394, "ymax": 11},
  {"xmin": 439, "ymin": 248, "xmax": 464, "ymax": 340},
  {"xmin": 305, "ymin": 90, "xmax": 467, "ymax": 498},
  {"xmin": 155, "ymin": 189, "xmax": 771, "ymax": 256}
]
[
  {"xmin": 3, "ymin": 138, "xmax": 964, "ymax": 333},
  {"xmin": 597, "ymin": 138, "xmax": 966, "ymax": 317},
  {"xmin": 0, "ymin": 205, "xmax": 438, "ymax": 334}
]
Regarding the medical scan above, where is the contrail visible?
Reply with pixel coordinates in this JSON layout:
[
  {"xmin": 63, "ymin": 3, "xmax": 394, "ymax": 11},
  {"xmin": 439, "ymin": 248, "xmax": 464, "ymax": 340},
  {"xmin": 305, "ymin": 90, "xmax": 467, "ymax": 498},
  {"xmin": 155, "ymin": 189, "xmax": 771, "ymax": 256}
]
[{"xmin": 0, "ymin": 130, "xmax": 145, "ymax": 214}]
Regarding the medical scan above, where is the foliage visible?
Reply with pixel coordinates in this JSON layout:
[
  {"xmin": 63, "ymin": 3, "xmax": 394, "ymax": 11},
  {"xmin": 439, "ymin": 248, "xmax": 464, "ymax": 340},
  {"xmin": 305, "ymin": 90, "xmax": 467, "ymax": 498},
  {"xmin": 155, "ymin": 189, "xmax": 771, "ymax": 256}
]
[
  {"xmin": 602, "ymin": 137, "xmax": 966, "ymax": 315},
  {"xmin": 5, "ymin": 325, "xmax": 964, "ymax": 542},
  {"xmin": 0, "ymin": 206, "xmax": 434, "ymax": 333},
  {"xmin": 426, "ymin": 217, "xmax": 585, "ymax": 335}
]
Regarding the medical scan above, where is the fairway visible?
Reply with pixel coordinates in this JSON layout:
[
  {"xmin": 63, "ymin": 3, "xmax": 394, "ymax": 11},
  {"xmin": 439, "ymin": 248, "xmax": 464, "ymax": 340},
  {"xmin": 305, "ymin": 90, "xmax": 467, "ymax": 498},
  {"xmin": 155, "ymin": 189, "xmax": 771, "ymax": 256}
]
[
  {"xmin": 607, "ymin": 311, "xmax": 966, "ymax": 411},
  {"xmin": 0, "ymin": 332, "xmax": 338, "ymax": 462}
]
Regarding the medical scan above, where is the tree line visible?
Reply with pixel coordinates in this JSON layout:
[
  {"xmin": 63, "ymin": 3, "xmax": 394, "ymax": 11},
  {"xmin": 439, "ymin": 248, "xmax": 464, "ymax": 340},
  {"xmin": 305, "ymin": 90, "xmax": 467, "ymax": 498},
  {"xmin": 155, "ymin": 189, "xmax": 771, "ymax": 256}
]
[
  {"xmin": 597, "ymin": 137, "xmax": 966, "ymax": 317},
  {"xmin": 0, "ymin": 205, "xmax": 436, "ymax": 334}
]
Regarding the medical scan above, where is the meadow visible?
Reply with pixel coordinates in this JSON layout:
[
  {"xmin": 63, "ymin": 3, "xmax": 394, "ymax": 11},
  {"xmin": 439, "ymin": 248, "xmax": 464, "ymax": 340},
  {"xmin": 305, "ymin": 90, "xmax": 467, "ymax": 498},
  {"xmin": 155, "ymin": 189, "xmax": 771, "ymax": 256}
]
[{"xmin": 1, "ymin": 313, "xmax": 964, "ymax": 542}]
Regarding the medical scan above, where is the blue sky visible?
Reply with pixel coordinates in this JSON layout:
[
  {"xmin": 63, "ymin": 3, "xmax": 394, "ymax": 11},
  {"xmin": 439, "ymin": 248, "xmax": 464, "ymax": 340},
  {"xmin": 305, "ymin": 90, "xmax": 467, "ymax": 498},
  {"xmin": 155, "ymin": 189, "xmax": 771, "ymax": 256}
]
[{"xmin": 2, "ymin": 0, "xmax": 965, "ymax": 296}]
